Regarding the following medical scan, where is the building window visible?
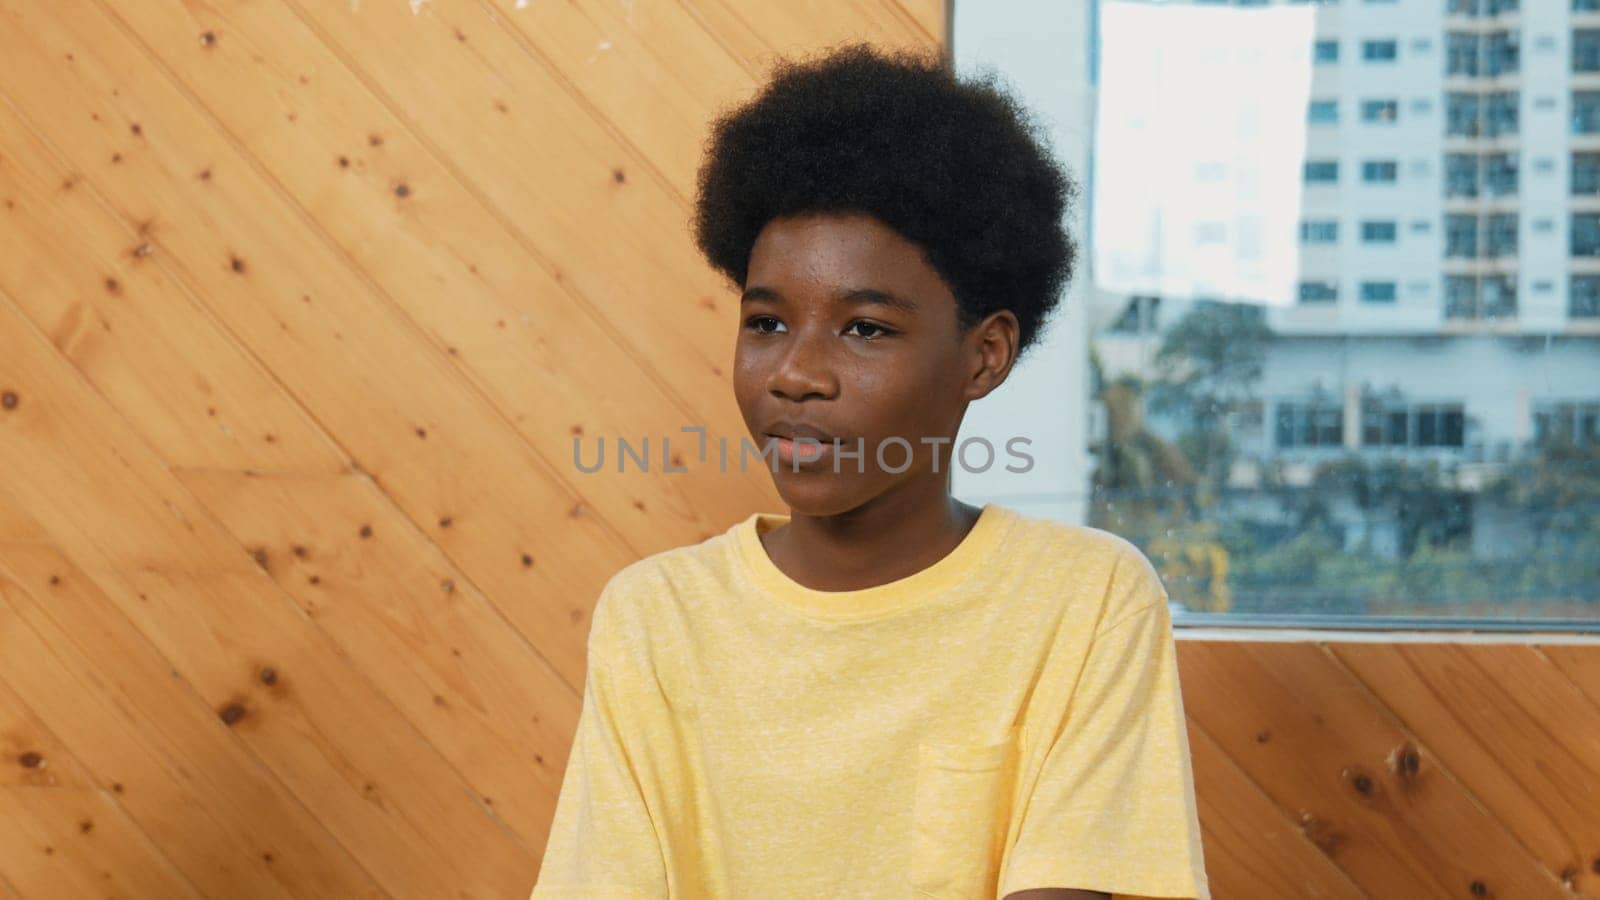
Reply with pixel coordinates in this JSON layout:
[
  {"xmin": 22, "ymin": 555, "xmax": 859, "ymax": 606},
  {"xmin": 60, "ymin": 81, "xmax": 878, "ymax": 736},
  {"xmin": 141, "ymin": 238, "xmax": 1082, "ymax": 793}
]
[
  {"xmin": 1573, "ymin": 214, "xmax": 1600, "ymax": 255},
  {"xmin": 1488, "ymin": 0, "xmax": 1519, "ymax": 12},
  {"xmin": 1445, "ymin": 276, "xmax": 1479, "ymax": 318},
  {"xmin": 1301, "ymin": 220, "xmax": 1340, "ymax": 243},
  {"xmin": 1576, "ymin": 30, "xmax": 1600, "ymax": 72},
  {"xmin": 1486, "ymin": 91, "xmax": 1518, "ymax": 136},
  {"xmin": 1309, "ymin": 99, "xmax": 1340, "ymax": 123},
  {"xmin": 1445, "ymin": 214, "xmax": 1479, "ymax": 258},
  {"xmin": 1362, "ymin": 99, "xmax": 1399, "ymax": 122},
  {"xmin": 1482, "ymin": 275, "xmax": 1518, "ymax": 318},
  {"xmin": 1415, "ymin": 404, "xmax": 1467, "ymax": 448},
  {"xmin": 1315, "ymin": 40, "xmax": 1339, "ymax": 63},
  {"xmin": 1485, "ymin": 152, "xmax": 1518, "ymax": 197},
  {"xmin": 1575, "ymin": 92, "xmax": 1600, "ymax": 133},
  {"xmin": 1577, "ymin": 153, "xmax": 1600, "ymax": 196},
  {"xmin": 1448, "ymin": 0, "xmax": 1480, "ymax": 14},
  {"xmin": 1298, "ymin": 280, "xmax": 1339, "ymax": 303},
  {"xmin": 1486, "ymin": 31, "xmax": 1519, "ymax": 75},
  {"xmin": 1363, "ymin": 39, "xmax": 1398, "ymax": 61},
  {"xmin": 1485, "ymin": 213, "xmax": 1518, "ymax": 257},
  {"xmin": 1360, "ymin": 280, "xmax": 1398, "ymax": 302},
  {"xmin": 1448, "ymin": 32, "xmax": 1481, "ymax": 75},
  {"xmin": 1362, "ymin": 159, "xmax": 1398, "ymax": 182},
  {"xmin": 1304, "ymin": 160, "xmax": 1340, "ymax": 183},
  {"xmin": 1534, "ymin": 401, "xmax": 1600, "ymax": 447},
  {"xmin": 1579, "ymin": 0, "xmax": 1600, "ymax": 11},
  {"xmin": 1361, "ymin": 220, "xmax": 1398, "ymax": 243},
  {"xmin": 1445, "ymin": 153, "xmax": 1481, "ymax": 197},
  {"xmin": 1447, "ymin": 93, "xmax": 1480, "ymax": 136},
  {"xmin": 1572, "ymin": 275, "xmax": 1600, "ymax": 316},
  {"xmin": 1276, "ymin": 401, "xmax": 1345, "ymax": 448}
]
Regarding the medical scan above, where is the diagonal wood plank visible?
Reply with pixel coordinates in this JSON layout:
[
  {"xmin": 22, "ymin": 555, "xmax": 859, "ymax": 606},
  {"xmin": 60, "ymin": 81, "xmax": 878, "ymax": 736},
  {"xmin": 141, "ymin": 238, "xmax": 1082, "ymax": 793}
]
[
  {"xmin": 0, "ymin": 673, "xmax": 209, "ymax": 900},
  {"xmin": 86, "ymin": 0, "xmax": 779, "ymax": 538},
  {"xmin": 1179, "ymin": 675, "xmax": 1369, "ymax": 899},
  {"xmin": 0, "ymin": 537, "xmax": 372, "ymax": 898},
  {"xmin": 1330, "ymin": 642, "xmax": 1600, "ymax": 896},
  {"xmin": 0, "ymin": 6, "xmax": 656, "ymax": 686},
  {"xmin": 178, "ymin": 465, "xmax": 584, "ymax": 848},
  {"xmin": 0, "ymin": 292, "xmax": 536, "ymax": 896},
  {"xmin": 1182, "ymin": 640, "xmax": 1569, "ymax": 899}
]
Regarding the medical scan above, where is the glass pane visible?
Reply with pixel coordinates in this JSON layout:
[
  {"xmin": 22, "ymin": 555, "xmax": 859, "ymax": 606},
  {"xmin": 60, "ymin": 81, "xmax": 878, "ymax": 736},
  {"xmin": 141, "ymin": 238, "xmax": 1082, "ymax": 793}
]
[{"xmin": 954, "ymin": 0, "xmax": 1600, "ymax": 629}]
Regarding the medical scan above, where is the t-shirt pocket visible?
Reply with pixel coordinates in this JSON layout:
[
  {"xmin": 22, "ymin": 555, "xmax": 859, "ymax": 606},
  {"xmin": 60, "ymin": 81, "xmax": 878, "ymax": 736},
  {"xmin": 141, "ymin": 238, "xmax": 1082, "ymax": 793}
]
[{"xmin": 908, "ymin": 723, "xmax": 1024, "ymax": 898}]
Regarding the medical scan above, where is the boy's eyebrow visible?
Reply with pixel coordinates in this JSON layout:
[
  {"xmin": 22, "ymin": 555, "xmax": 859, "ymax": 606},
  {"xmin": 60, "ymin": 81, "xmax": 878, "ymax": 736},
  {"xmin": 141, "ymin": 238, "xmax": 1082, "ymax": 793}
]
[{"xmin": 740, "ymin": 285, "xmax": 920, "ymax": 315}]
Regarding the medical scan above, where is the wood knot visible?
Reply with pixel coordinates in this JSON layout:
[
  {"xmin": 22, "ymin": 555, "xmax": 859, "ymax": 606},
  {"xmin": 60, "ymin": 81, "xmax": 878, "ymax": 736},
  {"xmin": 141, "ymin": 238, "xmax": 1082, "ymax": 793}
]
[
  {"xmin": 258, "ymin": 667, "xmax": 277, "ymax": 686},
  {"xmin": 18, "ymin": 751, "xmax": 43, "ymax": 768},
  {"xmin": 358, "ymin": 524, "xmax": 373, "ymax": 539},
  {"xmin": 200, "ymin": 30, "xmax": 216, "ymax": 47},
  {"xmin": 218, "ymin": 703, "xmax": 247, "ymax": 725},
  {"xmin": 1, "ymin": 390, "xmax": 17, "ymax": 409},
  {"xmin": 520, "ymin": 553, "xmax": 534, "ymax": 568},
  {"xmin": 1387, "ymin": 741, "xmax": 1421, "ymax": 781},
  {"xmin": 1469, "ymin": 879, "xmax": 1488, "ymax": 896}
]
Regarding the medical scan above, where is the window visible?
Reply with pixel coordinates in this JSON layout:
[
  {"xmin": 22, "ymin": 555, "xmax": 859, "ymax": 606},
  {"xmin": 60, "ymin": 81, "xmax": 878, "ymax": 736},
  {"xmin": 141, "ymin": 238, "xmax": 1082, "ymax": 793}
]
[
  {"xmin": 1360, "ymin": 280, "xmax": 1398, "ymax": 302},
  {"xmin": 1304, "ymin": 160, "xmax": 1340, "ymax": 183},
  {"xmin": 1416, "ymin": 405, "xmax": 1468, "ymax": 448},
  {"xmin": 1576, "ymin": 153, "xmax": 1600, "ymax": 194},
  {"xmin": 1573, "ymin": 214, "xmax": 1600, "ymax": 255},
  {"xmin": 1485, "ymin": 213, "xmax": 1518, "ymax": 257},
  {"xmin": 1361, "ymin": 220, "xmax": 1398, "ymax": 243},
  {"xmin": 1301, "ymin": 219, "xmax": 1340, "ymax": 243},
  {"xmin": 1575, "ymin": 92, "xmax": 1600, "ymax": 134},
  {"xmin": 1445, "ymin": 153, "xmax": 1480, "ymax": 197},
  {"xmin": 1299, "ymin": 280, "xmax": 1339, "ymax": 303},
  {"xmin": 1445, "ymin": 276, "xmax": 1479, "ymax": 318},
  {"xmin": 1486, "ymin": 31, "xmax": 1519, "ymax": 76},
  {"xmin": 1361, "ymin": 99, "xmax": 1399, "ymax": 122},
  {"xmin": 1485, "ymin": 91, "xmax": 1518, "ymax": 136},
  {"xmin": 1573, "ymin": 276, "xmax": 1600, "ymax": 316},
  {"xmin": 956, "ymin": 1, "xmax": 1600, "ymax": 629},
  {"xmin": 1447, "ymin": 32, "xmax": 1481, "ymax": 75},
  {"xmin": 1363, "ymin": 402, "xmax": 1467, "ymax": 448},
  {"xmin": 1275, "ymin": 401, "xmax": 1345, "ymax": 447},
  {"xmin": 1534, "ymin": 401, "xmax": 1600, "ymax": 447},
  {"xmin": 1445, "ymin": 214, "xmax": 1479, "ymax": 258},
  {"xmin": 1485, "ymin": 152, "xmax": 1518, "ymax": 197},
  {"xmin": 1481, "ymin": 275, "xmax": 1518, "ymax": 318},
  {"xmin": 1576, "ymin": 30, "xmax": 1600, "ymax": 72},
  {"xmin": 1362, "ymin": 40, "xmax": 1398, "ymax": 61},
  {"xmin": 1362, "ymin": 160, "xmax": 1398, "ymax": 183},
  {"xmin": 1446, "ymin": 93, "xmax": 1480, "ymax": 136}
]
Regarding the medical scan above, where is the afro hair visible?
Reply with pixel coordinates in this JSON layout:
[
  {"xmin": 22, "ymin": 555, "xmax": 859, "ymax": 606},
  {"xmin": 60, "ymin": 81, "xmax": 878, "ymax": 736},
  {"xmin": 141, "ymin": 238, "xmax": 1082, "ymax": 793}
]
[{"xmin": 692, "ymin": 42, "xmax": 1078, "ymax": 362}]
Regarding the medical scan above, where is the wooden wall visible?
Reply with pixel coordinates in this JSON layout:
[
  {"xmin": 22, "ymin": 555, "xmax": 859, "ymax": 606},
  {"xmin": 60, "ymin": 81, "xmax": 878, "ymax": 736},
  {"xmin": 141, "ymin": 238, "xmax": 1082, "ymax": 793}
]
[{"xmin": 2, "ymin": 2, "xmax": 1597, "ymax": 899}]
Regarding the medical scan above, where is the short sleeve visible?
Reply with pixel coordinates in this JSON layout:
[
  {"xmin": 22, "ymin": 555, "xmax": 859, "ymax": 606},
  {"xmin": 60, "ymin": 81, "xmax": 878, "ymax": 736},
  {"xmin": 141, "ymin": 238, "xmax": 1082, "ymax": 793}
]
[
  {"xmin": 999, "ymin": 551, "xmax": 1211, "ymax": 900},
  {"xmin": 530, "ymin": 581, "xmax": 673, "ymax": 899}
]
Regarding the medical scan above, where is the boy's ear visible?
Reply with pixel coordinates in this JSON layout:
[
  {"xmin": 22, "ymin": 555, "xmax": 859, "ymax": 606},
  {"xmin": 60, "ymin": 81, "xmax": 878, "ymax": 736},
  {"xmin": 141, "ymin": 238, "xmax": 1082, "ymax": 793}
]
[{"xmin": 963, "ymin": 310, "xmax": 1020, "ymax": 401}]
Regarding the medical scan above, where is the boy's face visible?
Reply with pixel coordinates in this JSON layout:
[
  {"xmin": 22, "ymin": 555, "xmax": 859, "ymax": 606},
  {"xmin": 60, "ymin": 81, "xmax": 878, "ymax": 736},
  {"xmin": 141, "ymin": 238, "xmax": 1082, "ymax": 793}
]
[{"xmin": 733, "ymin": 211, "xmax": 1015, "ymax": 515}]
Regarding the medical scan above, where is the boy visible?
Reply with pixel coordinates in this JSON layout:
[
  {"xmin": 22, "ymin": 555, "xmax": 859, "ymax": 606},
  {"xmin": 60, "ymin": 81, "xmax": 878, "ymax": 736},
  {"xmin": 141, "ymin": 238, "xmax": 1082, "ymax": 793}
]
[{"xmin": 531, "ymin": 43, "xmax": 1210, "ymax": 900}]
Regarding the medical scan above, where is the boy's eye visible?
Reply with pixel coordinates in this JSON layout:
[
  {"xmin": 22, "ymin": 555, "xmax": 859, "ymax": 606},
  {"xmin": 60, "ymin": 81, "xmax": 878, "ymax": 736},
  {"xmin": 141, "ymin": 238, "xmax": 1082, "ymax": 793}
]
[
  {"xmin": 846, "ymin": 321, "xmax": 893, "ymax": 339},
  {"xmin": 746, "ymin": 315, "xmax": 784, "ymax": 335}
]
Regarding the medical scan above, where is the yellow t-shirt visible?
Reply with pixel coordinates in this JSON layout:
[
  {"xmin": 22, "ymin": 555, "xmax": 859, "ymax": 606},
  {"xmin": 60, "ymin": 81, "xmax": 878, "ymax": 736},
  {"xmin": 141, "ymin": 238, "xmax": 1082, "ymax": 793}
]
[{"xmin": 530, "ymin": 501, "xmax": 1211, "ymax": 900}]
